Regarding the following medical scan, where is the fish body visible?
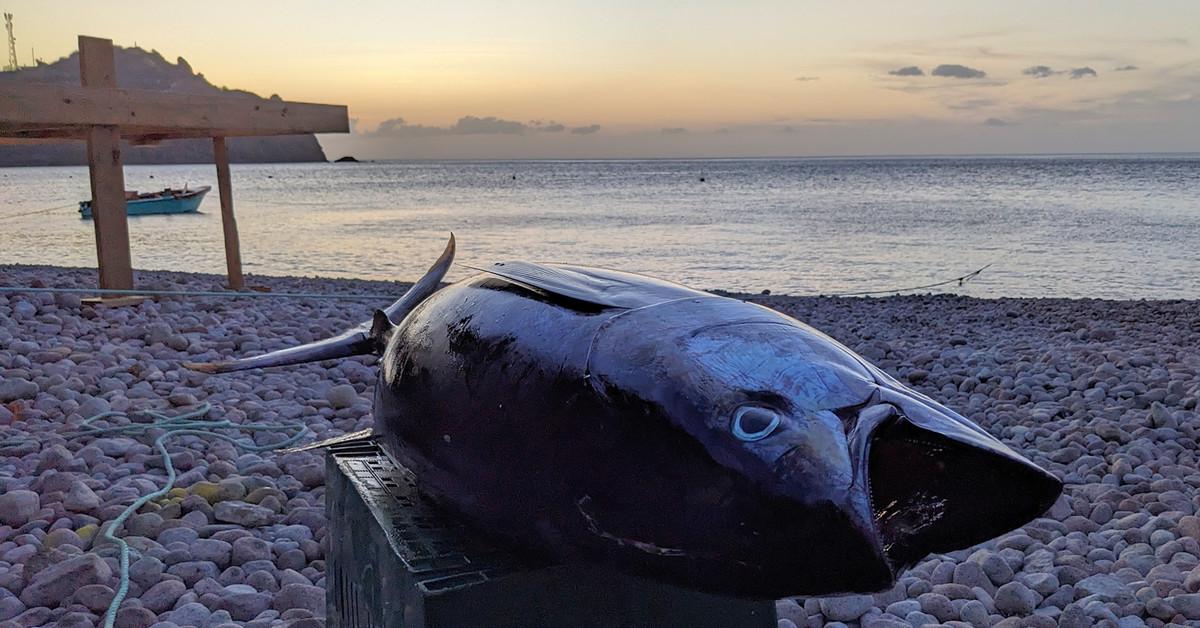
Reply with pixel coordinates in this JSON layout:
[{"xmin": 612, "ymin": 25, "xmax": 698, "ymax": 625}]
[{"xmin": 190, "ymin": 238, "xmax": 1062, "ymax": 599}]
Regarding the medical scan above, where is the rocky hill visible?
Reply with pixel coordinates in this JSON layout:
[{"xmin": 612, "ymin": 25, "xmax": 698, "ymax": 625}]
[{"xmin": 0, "ymin": 47, "xmax": 328, "ymax": 166}]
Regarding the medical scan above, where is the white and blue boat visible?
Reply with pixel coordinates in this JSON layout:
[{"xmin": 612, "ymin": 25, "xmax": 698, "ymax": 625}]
[{"xmin": 79, "ymin": 186, "xmax": 210, "ymax": 219}]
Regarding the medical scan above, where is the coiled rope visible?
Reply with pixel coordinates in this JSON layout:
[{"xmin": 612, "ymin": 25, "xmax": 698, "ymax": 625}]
[{"xmin": 66, "ymin": 403, "xmax": 309, "ymax": 628}]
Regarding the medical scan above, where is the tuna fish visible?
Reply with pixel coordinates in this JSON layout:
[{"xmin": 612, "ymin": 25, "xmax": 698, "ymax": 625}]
[{"xmin": 187, "ymin": 235, "xmax": 1061, "ymax": 599}]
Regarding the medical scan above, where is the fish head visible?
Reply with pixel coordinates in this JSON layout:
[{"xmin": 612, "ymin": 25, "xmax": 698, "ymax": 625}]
[{"xmin": 588, "ymin": 297, "xmax": 1061, "ymax": 595}]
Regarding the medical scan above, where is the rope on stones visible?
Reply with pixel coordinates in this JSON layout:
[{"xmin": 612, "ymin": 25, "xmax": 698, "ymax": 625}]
[
  {"xmin": 66, "ymin": 402, "xmax": 309, "ymax": 628},
  {"xmin": 820, "ymin": 261, "xmax": 995, "ymax": 297}
]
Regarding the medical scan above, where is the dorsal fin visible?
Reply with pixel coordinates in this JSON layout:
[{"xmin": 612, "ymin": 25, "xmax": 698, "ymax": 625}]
[
  {"xmin": 472, "ymin": 261, "xmax": 705, "ymax": 309},
  {"xmin": 369, "ymin": 309, "xmax": 393, "ymax": 351}
]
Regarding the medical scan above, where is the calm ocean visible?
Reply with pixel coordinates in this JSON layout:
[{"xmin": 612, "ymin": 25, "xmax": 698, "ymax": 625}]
[{"xmin": 1, "ymin": 155, "xmax": 1197, "ymax": 299}]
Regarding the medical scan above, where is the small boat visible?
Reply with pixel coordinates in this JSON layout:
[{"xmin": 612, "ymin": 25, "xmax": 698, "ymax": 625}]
[{"xmin": 79, "ymin": 186, "xmax": 210, "ymax": 219}]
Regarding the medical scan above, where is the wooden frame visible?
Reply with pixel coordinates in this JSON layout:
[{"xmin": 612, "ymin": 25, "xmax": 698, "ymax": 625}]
[{"xmin": 0, "ymin": 35, "xmax": 349, "ymax": 294}]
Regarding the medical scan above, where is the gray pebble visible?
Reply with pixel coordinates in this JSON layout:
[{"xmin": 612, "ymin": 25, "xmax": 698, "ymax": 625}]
[
  {"xmin": 213, "ymin": 501, "xmax": 274, "ymax": 527},
  {"xmin": 904, "ymin": 609, "xmax": 938, "ymax": 626},
  {"xmin": 916, "ymin": 592, "xmax": 956, "ymax": 622},
  {"xmin": 1074, "ymin": 574, "xmax": 1135, "ymax": 606},
  {"xmin": 0, "ymin": 596, "xmax": 26, "ymax": 621},
  {"xmin": 166, "ymin": 602, "xmax": 211, "ymax": 626},
  {"xmin": 217, "ymin": 585, "xmax": 273, "ymax": 621},
  {"xmin": 71, "ymin": 584, "xmax": 115, "ymax": 613},
  {"xmin": 994, "ymin": 581, "xmax": 1039, "ymax": 616},
  {"xmin": 191, "ymin": 539, "xmax": 233, "ymax": 568},
  {"xmin": 19, "ymin": 553, "xmax": 111, "ymax": 608},
  {"xmin": 141, "ymin": 579, "xmax": 187, "ymax": 614},
  {"xmin": 979, "ymin": 552, "xmax": 1015, "ymax": 586},
  {"xmin": 64, "ymin": 481, "xmax": 101, "ymax": 512},
  {"xmin": 232, "ymin": 536, "xmax": 274, "ymax": 565},
  {"xmin": 166, "ymin": 560, "xmax": 220, "ymax": 586},
  {"xmin": 1168, "ymin": 592, "xmax": 1200, "ymax": 619},
  {"xmin": 0, "ymin": 490, "xmax": 40, "ymax": 527},
  {"xmin": 959, "ymin": 599, "xmax": 989, "ymax": 624},
  {"xmin": 0, "ymin": 377, "xmax": 38, "ymax": 402},
  {"xmin": 272, "ymin": 583, "xmax": 325, "ymax": 615},
  {"xmin": 325, "ymin": 384, "xmax": 359, "ymax": 409}
]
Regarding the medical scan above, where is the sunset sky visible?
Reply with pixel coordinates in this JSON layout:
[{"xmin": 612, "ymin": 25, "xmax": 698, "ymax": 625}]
[{"xmin": 6, "ymin": 1, "xmax": 1199, "ymax": 158}]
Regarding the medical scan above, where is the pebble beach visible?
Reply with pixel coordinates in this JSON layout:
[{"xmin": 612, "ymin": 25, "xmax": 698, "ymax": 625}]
[{"xmin": 1, "ymin": 264, "xmax": 1198, "ymax": 628}]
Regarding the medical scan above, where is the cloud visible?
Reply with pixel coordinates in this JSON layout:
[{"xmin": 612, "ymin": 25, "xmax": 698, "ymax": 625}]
[
  {"xmin": 1023, "ymin": 65, "xmax": 1056, "ymax": 78},
  {"xmin": 370, "ymin": 116, "xmax": 599, "ymax": 137},
  {"xmin": 372, "ymin": 117, "xmax": 444, "ymax": 138},
  {"xmin": 794, "ymin": 76, "xmax": 820, "ymax": 82},
  {"xmin": 949, "ymin": 98, "xmax": 997, "ymax": 110},
  {"xmin": 983, "ymin": 118, "xmax": 1011, "ymax": 127},
  {"xmin": 451, "ymin": 116, "xmax": 527, "ymax": 134},
  {"xmin": 888, "ymin": 66, "xmax": 924, "ymax": 76},
  {"xmin": 1114, "ymin": 65, "xmax": 1139, "ymax": 72},
  {"xmin": 1021, "ymin": 65, "xmax": 1102, "ymax": 80},
  {"xmin": 661, "ymin": 127, "xmax": 689, "ymax": 135},
  {"xmin": 931, "ymin": 64, "xmax": 987, "ymax": 79}
]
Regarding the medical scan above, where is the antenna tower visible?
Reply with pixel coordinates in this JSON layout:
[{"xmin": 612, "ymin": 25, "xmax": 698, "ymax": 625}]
[{"xmin": 3, "ymin": 13, "xmax": 17, "ymax": 72}]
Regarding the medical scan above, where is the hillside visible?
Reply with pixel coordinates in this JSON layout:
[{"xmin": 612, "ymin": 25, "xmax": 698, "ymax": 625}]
[{"xmin": 0, "ymin": 47, "xmax": 327, "ymax": 166}]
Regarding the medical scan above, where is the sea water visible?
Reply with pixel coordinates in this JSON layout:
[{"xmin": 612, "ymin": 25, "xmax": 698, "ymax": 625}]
[{"xmin": 1, "ymin": 155, "xmax": 1197, "ymax": 299}]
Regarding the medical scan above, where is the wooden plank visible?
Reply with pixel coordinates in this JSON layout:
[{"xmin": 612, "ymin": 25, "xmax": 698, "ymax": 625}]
[
  {"xmin": 212, "ymin": 136, "xmax": 244, "ymax": 290},
  {"xmin": 0, "ymin": 135, "xmax": 80, "ymax": 144},
  {"xmin": 79, "ymin": 36, "xmax": 134, "ymax": 291},
  {"xmin": 78, "ymin": 36, "xmax": 117, "ymax": 88},
  {"xmin": 0, "ymin": 83, "xmax": 349, "ymax": 137},
  {"xmin": 0, "ymin": 127, "xmax": 318, "ymax": 142}
]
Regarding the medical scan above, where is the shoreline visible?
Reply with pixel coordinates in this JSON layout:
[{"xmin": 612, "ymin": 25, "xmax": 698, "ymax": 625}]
[{"xmin": 4, "ymin": 263, "xmax": 1199, "ymax": 306}]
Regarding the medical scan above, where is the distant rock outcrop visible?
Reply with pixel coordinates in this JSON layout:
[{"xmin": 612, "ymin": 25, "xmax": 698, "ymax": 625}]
[
  {"xmin": 0, "ymin": 47, "xmax": 328, "ymax": 166},
  {"xmin": 333, "ymin": 156, "xmax": 360, "ymax": 163}
]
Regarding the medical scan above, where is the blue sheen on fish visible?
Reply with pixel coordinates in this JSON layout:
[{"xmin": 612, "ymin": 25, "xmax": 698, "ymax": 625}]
[{"xmin": 187, "ymin": 235, "xmax": 1062, "ymax": 599}]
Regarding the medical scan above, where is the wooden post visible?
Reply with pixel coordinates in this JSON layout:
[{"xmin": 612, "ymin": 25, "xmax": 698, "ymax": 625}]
[
  {"xmin": 79, "ymin": 36, "xmax": 133, "ymax": 290},
  {"xmin": 212, "ymin": 136, "xmax": 244, "ymax": 289}
]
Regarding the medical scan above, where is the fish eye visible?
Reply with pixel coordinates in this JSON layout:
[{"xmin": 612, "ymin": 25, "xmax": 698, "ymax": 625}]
[{"xmin": 731, "ymin": 406, "xmax": 781, "ymax": 441}]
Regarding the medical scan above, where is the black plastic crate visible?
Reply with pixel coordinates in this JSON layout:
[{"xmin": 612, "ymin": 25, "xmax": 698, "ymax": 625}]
[{"xmin": 325, "ymin": 438, "xmax": 777, "ymax": 628}]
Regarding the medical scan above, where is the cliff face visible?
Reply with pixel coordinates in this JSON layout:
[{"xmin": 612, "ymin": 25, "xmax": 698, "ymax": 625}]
[{"xmin": 0, "ymin": 47, "xmax": 327, "ymax": 166}]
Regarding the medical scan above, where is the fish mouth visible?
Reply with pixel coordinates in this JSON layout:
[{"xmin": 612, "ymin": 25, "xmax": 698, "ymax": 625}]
[{"xmin": 862, "ymin": 410, "xmax": 1062, "ymax": 573}]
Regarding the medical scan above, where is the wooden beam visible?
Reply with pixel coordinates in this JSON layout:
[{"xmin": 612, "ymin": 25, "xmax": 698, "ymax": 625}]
[
  {"xmin": 212, "ymin": 136, "xmax": 244, "ymax": 290},
  {"xmin": 80, "ymin": 36, "xmax": 134, "ymax": 291},
  {"xmin": 78, "ymin": 36, "xmax": 116, "ymax": 88},
  {"xmin": 0, "ymin": 127, "xmax": 321, "ymax": 142},
  {"xmin": 0, "ymin": 135, "xmax": 80, "ymax": 144},
  {"xmin": 0, "ymin": 83, "xmax": 349, "ymax": 138}
]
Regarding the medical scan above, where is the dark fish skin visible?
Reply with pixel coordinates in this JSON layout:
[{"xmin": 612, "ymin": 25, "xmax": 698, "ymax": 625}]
[
  {"xmin": 372, "ymin": 275, "xmax": 1061, "ymax": 598},
  {"xmin": 189, "ymin": 239, "xmax": 1063, "ymax": 599}
]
